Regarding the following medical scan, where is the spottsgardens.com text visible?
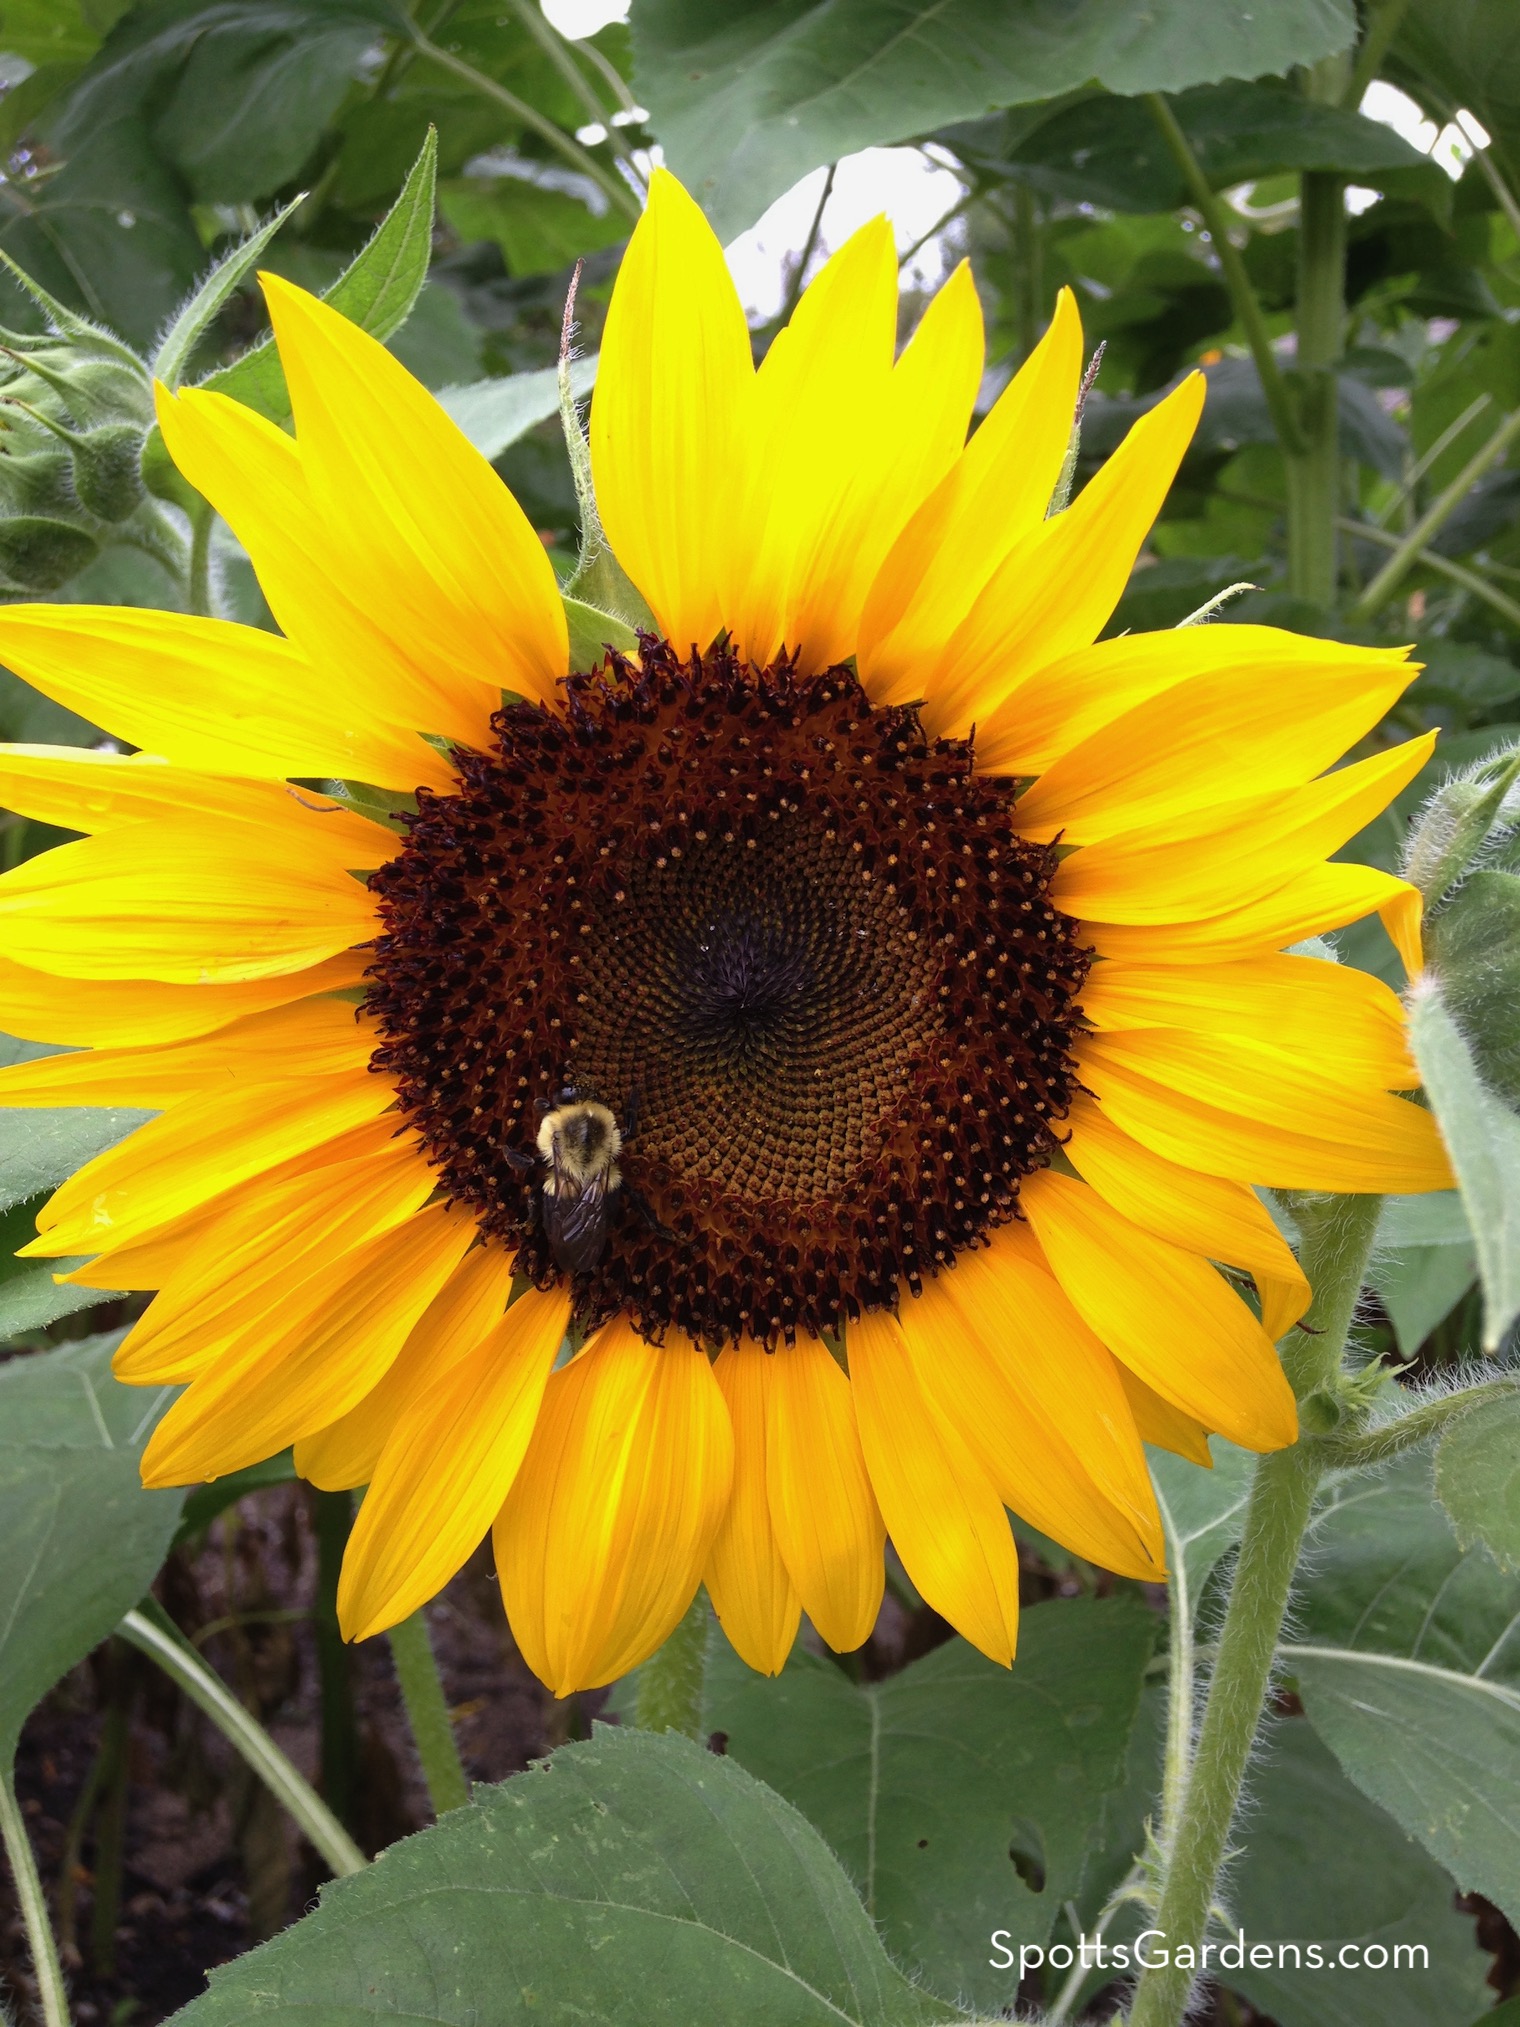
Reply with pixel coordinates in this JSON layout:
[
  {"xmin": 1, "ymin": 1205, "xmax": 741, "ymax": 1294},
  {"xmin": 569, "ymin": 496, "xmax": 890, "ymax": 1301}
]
[{"xmin": 989, "ymin": 1931, "xmax": 1431, "ymax": 1977}]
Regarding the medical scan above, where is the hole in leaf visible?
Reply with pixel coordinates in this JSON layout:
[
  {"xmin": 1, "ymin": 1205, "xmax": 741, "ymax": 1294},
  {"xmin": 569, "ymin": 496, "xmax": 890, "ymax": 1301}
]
[{"xmin": 1008, "ymin": 1816, "xmax": 1046, "ymax": 1894}]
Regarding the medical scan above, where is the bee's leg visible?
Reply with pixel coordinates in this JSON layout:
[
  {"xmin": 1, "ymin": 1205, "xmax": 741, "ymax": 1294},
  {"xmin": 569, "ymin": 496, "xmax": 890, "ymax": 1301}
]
[
  {"xmin": 501, "ymin": 1145, "xmax": 536, "ymax": 1173},
  {"xmin": 621, "ymin": 1086, "xmax": 641, "ymax": 1143},
  {"xmin": 622, "ymin": 1181, "xmax": 675, "ymax": 1243}
]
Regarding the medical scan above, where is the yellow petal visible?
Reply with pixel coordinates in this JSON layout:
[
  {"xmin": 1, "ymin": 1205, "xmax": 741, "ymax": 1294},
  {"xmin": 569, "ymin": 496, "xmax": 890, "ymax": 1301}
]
[
  {"xmin": 0, "ymin": 749, "xmax": 393, "ymax": 851},
  {"xmin": 705, "ymin": 1344, "xmax": 802, "ymax": 1675},
  {"xmin": 782, "ymin": 258, "xmax": 984, "ymax": 672},
  {"xmin": 1063, "ymin": 1092, "xmax": 1309, "ymax": 1340},
  {"xmin": 0, "ymin": 602, "xmax": 453, "ymax": 791},
  {"xmin": 29, "ymin": 1071, "xmax": 397, "ymax": 1256},
  {"xmin": 0, "ymin": 948, "xmax": 368, "ymax": 1050},
  {"xmin": 764, "ymin": 1332, "xmax": 884, "ymax": 1654},
  {"xmin": 1055, "ymin": 735, "xmax": 1436, "ymax": 926},
  {"xmin": 112, "ymin": 1129, "xmax": 437, "ymax": 1384},
  {"xmin": 1085, "ymin": 861, "xmax": 1423, "ymax": 969},
  {"xmin": 260, "ymin": 275, "xmax": 567, "ymax": 710},
  {"xmin": 0, "ymin": 816, "xmax": 380, "ymax": 983},
  {"xmin": 590, "ymin": 169, "xmax": 753, "ymax": 654},
  {"xmin": 1013, "ymin": 649, "xmax": 1417, "ymax": 844},
  {"xmin": 899, "ymin": 1251, "xmax": 1164, "ymax": 1579},
  {"xmin": 495, "ymin": 1318, "xmax": 734, "ymax": 1695},
  {"xmin": 1080, "ymin": 953, "xmax": 1418, "ymax": 1090},
  {"xmin": 140, "ymin": 1201, "xmax": 477, "ymax": 1486},
  {"xmin": 859, "ymin": 287, "xmax": 1084, "ymax": 705},
  {"xmin": 1078, "ymin": 1029, "xmax": 1454, "ymax": 1194},
  {"xmin": 61, "ymin": 1113, "xmax": 420, "ymax": 1290},
  {"xmin": 849, "ymin": 1308, "xmax": 1021, "ymax": 1667},
  {"xmin": 1117, "ymin": 1365, "xmax": 1214, "ymax": 1466},
  {"xmin": 0, "ymin": 995, "xmax": 376, "ymax": 1108},
  {"xmin": 296, "ymin": 1244, "xmax": 519, "ymax": 1493},
  {"xmin": 975, "ymin": 625, "xmax": 1395, "ymax": 779},
  {"xmin": 1022, "ymin": 1169, "xmax": 1297, "ymax": 1452},
  {"xmin": 156, "ymin": 386, "xmax": 489, "ymax": 774},
  {"xmin": 339, "ymin": 1283, "xmax": 570, "ymax": 1640},
  {"xmin": 920, "ymin": 372, "xmax": 1206, "ymax": 738},
  {"xmin": 723, "ymin": 217, "xmax": 900, "ymax": 668}
]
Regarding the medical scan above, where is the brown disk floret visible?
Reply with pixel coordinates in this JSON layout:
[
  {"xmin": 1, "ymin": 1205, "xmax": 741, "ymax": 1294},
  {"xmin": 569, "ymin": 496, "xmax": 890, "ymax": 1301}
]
[{"xmin": 364, "ymin": 639, "xmax": 1092, "ymax": 1347}]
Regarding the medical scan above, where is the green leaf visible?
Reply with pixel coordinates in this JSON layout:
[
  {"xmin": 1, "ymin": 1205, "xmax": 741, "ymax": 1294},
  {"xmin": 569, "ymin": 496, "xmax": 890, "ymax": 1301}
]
[
  {"xmin": 1286, "ymin": 1453, "xmax": 1520, "ymax": 1930},
  {"xmin": 1148, "ymin": 1437, "xmax": 1255, "ymax": 1602},
  {"xmin": 0, "ymin": 0, "xmax": 110, "ymax": 65},
  {"xmin": 565, "ymin": 592, "xmax": 639, "ymax": 672},
  {"xmin": 436, "ymin": 353, "xmax": 597, "ymax": 462},
  {"xmin": 0, "ymin": 1034, "xmax": 150, "ymax": 1216},
  {"xmin": 0, "ymin": 1332, "xmax": 182, "ymax": 1765},
  {"xmin": 149, "ymin": 7, "xmax": 378, "ymax": 205},
  {"xmin": 1435, "ymin": 1389, "xmax": 1520, "ymax": 1574},
  {"xmin": 1406, "ymin": 979, "xmax": 1520, "ymax": 1349},
  {"xmin": 1391, "ymin": 0, "xmax": 1520, "ymax": 191},
  {"xmin": 198, "ymin": 125, "xmax": 438, "ymax": 424},
  {"xmin": 978, "ymin": 78, "xmax": 1427, "ymax": 215},
  {"xmin": 0, "ymin": 1193, "xmax": 117, "ymax": 1338},
  {"xmin": 701, "ymin": 1597, "xmax": 1154, "ymax": 2013},
  {"xmin": 151, "ymin": 190, "xmax": 306, "ymax": 391},
  {"xmin": 439, "ymin": 176, "xmax": 626, "ymax": 277},
  {"xmin": 1368, "ymin": 1191, "xmax": 1478, "ymax": 1355},
  {"xmin": 0, "ymin": 112, "xmax": 203, "ymax": 347},
  {"xmin": 1220, "ymin": 1719, "xmax": 1494, "ymax": 2027},
  {"xmin": 167, "ymin": 1727, "xmax": 954, "ymax": 2025},
  {"xmin": 634, "ymin": 0, "xmax": 1357, "ymax": 238}
]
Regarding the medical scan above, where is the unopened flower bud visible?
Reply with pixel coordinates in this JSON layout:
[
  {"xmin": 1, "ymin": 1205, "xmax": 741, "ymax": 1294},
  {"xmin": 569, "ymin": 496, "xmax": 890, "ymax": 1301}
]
[{"xmin": 0, "ymin": 514, "xmax": 99, "ymax": 589}]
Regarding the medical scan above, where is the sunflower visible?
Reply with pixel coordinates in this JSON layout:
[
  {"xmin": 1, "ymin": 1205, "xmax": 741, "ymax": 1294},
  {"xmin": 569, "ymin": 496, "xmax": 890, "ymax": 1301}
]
[{"xmin": 0, "ymin": 171, "xmax": 1449, "ymax": 1692}]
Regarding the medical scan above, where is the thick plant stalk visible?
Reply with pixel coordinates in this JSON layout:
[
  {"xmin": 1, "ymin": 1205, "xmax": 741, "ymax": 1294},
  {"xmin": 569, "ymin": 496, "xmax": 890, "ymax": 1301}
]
[
  {"xmin": 635, "ymin": 1591, "xmax": 711, "ymax": 1738},
  {"xmin": 1287, "ymin": 167, "xmax": 1346, "ymax": 607},
  {"xmin": 0, "ymin": 1764, "xmax": 70, "ymax": 2027},
  {"xmin": 118, "ymin": 1607, "xmax": 367, "ymax": 1878},
  {"xmin": 388, "ymin": 1608, "xmax": 470, "ymax": 1816},
  {"xmin": 1127, "ymin": 1191, "xmax": 1381, "ymax": 2027}
]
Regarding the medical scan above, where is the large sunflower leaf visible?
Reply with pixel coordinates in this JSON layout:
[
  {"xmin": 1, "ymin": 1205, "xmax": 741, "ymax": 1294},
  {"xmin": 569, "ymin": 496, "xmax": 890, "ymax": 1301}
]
[
  {"xmin": 964, "ymin": 78, "xmax": 1428, "ymax": 216},
  {"xmin": 1389, "ymin": 0, "xmax": 1520, "ymax": 189},
  {"xmin": 699, "ymin": 1596, "xmax": 1154, "ymax": 2016},
  {"xmin": 167, "ymin": 1728, "xmax": 955, "ymax": 2026},
  {"xmin": 632, "ymin": 0, "xmax": 1358, "ymax": 239},
  {"xmin": 0, "ymin": 1034, "xmax": 150, "ymax": 1218},
  {"xmin": 1284, "ymin": 1452, "xmax": 1520, "ymax": 1931},
  {"xmin": 0, "ymin": 1332, "xmax": 181, "ymax": 1766},
  {"xmin": 1436, "ymin": 1387, "xmax": 1520, "ymax": 1575}
]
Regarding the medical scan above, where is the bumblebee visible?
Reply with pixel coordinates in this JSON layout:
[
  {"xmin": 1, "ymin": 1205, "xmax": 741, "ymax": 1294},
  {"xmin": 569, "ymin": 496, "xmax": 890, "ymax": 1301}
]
[{"xmin": 532, "ymin": 1092, "xmax": 623, "ymax": 1275}]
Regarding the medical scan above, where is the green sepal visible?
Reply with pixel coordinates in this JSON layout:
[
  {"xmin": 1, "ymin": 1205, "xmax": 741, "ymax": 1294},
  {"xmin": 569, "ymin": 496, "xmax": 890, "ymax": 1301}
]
[
  {"xmin": 1403, "ymin": 740, "xmax": 1520, "ymax": 911},
  {"xmin": 565, "ymin": 593, "xmax": 640, "ymax": 673},
  {"xmin": 152, "ymin": 192, "xmax": 307, "ymax": 394},
  {"xmin": 0, "ymin": 445, "xmax": 77, "ymax": 518},
  {"xmin": 1427, "ymin": 867, "xmax": 1520, "ymax": 1109}
]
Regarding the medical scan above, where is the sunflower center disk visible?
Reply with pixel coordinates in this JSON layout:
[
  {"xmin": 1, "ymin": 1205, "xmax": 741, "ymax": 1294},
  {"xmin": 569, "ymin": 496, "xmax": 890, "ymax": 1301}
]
[{"xmin": 366, "ymin": 640, "xmax": 1092, "ymax": 1347}]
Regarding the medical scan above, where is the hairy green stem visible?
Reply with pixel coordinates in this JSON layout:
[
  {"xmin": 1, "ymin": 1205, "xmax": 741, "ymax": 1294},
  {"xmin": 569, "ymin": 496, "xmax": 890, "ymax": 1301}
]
[
  {"xmin": 1146, "ymin": 94, "xmax": 1305, "ymax": 459},
  {"xmin": 388, "ymin": 1609, "xmax": 470, "ymax": 1816},
  {"xmin": 1336, "ymin": 516, "xmax": 1520, "ymax": 629},
  {"xmin": 1346, "ymin": 405, "xmax": 1520, "ymax": 625},
  {"xmin": 312, "ymin": 1489, "xmax": 360, "ymax": 1831},
  {"xmin": 118, "ymin": 1606, "xmax": 367, "ymax": 1877},
  {"xmin": 0, "ymin": 1764, "xmax": 70, "ymax": 2027},
  {"xmin": 1127, "ymin": 1192, "xmax": 1381, "ymax": 2027},
  {"xmin": 410, "ymin": 30, "xmax": 639, "ymax": 223},
  {"xmin": 1155, "ymin": 1475, "xmax": 1198, "ymax": 1850},
  {"xmin": 1316, "ymin": 1374, "xmax": 1520, "ymax": 1470},
  {"xmin": 635, "ymin": 1591, "xmax": 710, "ymax": 1738},
  {"xmin": 506, "ymin": 0, "xmax": 645, "ymax": 195}
]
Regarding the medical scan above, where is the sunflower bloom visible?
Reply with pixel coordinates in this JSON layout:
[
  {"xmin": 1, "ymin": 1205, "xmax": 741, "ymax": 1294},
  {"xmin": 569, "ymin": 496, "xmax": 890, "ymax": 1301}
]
[{"xmin": 0, "ymin": 171, "xmax": 1449, "ymax": 1692}]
